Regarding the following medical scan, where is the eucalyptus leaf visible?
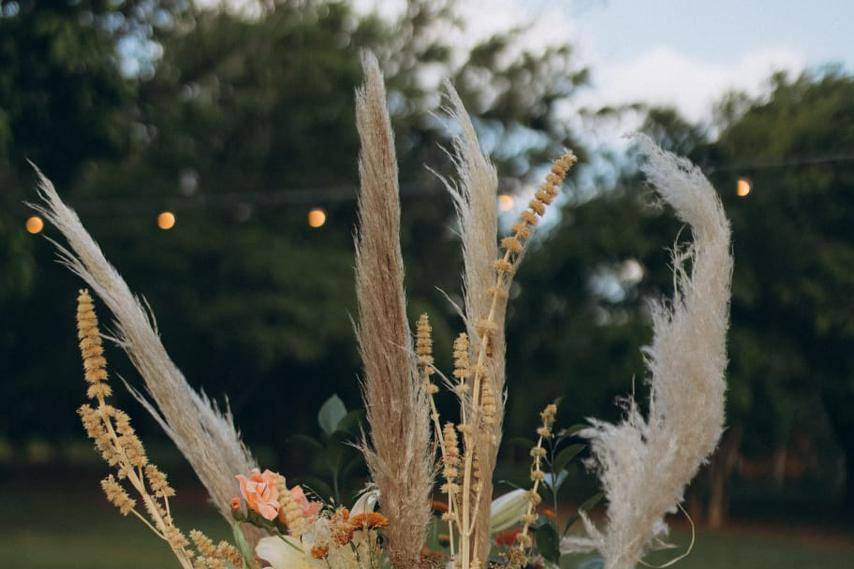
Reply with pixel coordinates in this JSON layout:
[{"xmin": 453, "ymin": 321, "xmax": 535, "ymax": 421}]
[
  {"xmin": 497, "ymin": 479, "xmax": 524, "ymax": 491},
  {"xmin": 553, "ymin": 443, "xmax": 585, "ymax": 474},
  {"xmin": 563, "ymin": 492, "xmax": 604, "ymax": 535},
  {"xmin": 318, "ymin": 394, "xmax": 347, "ymax": 436},
  {"xmin": 335, "ymin": 409, "xmax": 365, "ymax": 434},
  {"xmin": 287, "ymin": 434, "xmax": 323, "ymax": 451},
  {"xmin": 341, "ymin": 455, "xmax": 365, "ymax": 478},
  {"xmin": 542, "ymin": 470, "xmax": 568, "ymax": 493},
  {"xmin": 561, "ymin": 424, "xmax": 589, "ymax": 438}
]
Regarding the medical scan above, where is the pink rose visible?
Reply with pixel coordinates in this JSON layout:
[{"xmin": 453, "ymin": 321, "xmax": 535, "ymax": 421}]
[
  {"xmin": 290, "ymin": 485, "xmax": 322, "ymax": 519},
  {"xmin": 235, "ymin": 469, "xmax": 280, "ymax": 521}
]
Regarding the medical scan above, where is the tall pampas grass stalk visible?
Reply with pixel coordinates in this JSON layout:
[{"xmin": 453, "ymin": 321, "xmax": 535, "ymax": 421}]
[
  {"xmin": 354, "ymin": 52, "xmax": 433, "ymax": 569},
  {"xmin": 28, "ymin": 167, "xmax": 258, "ymax": 535},
  {"xmin": 561, "ymin": 134, "xmax": 733, "ymax": 569},
  {"xmin": 439, "ymin": 83, "xmax": 504, "ymax": 561}
]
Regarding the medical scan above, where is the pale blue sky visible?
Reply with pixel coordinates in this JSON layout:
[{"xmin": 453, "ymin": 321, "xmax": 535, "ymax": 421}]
[
  {"xmin": 572, "ymin": 0, "xmax": 853, "ymax": 67},
  {"xmin": 444, "ymin": 0, "xmax": 854, "ymax": 121}
]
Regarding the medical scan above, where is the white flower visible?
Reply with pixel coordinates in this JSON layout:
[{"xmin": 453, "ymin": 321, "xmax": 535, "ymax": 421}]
[
  {"xmin": 351, "ymin": 487, "xmax": 380, "ymax": 515},
  {"xmin": 256, "ymin": 536, "xmax": 311, "ymax": 569},
  {"xmin": 489, "ymin": 488, "xmax": 529, "ymax": 534}
]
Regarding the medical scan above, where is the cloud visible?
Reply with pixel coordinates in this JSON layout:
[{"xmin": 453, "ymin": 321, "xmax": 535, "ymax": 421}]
[{"xmin": 584, "ymin": 46, "xmax": 806, "ymax": 122}]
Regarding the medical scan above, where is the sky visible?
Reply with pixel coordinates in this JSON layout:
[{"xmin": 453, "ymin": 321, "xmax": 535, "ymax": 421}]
[
  {"xmin": 449, "ymin": 0, "xmax": 853, "ymax": 122},
  {"xmin": 198, "ymin": 0, "xmax": 853, "ymax": 122}
]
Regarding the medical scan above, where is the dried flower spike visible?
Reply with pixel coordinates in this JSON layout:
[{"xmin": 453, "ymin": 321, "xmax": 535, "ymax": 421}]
[{"xmin": 75, "ymin": 290, "xmax": 240, "ymax": 569}]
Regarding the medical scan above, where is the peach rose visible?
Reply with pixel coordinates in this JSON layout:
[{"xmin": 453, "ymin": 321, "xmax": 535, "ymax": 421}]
[
  {"xmin": 235, "ymin": 469, "xmax": 280, "ymax": 521},
  {"xmin": 290, "ymin": 485, "xmax": 322, "ymax": 519}
]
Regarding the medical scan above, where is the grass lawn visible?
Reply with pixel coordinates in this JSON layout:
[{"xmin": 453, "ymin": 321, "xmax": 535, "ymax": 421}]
[{"xmin": 2, "ymin": 472, "xmax": 852, "ymax": 569}]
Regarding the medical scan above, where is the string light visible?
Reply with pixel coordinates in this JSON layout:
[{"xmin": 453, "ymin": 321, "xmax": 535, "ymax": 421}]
[
  {"xmin": 736, "ymin": 177, "xmax": 752, "ymax": 198},
  {"xmin": 25, "ymin": 215, "xmax": 44, "ymax": 234},
  {"xmin": 308, "ymin": 208, "xmax": 326, "ymax": 228},
  {"xmin": 498, "ymin": 194, "xmax": 514, "ymax": 212},
  {"xmin": 157, "ymin": 211, "xmax": 176, "ymax": 230}
]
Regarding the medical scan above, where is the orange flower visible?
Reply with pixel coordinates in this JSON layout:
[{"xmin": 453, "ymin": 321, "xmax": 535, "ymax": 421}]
[
  {"xmin": 230, "ymin": 497, "xmax": 241, "ymax": 512},
  {"xmin": 495, "ymin": 528, "xmax": 522, "ymax": 547},
  {"xmin": 235, "ymin": 469, "xmax": 280, "ymax": 521},
  {"xmin": 350, "ymin": 512, "xmax": 389, "ymax": 530},
  {"xmin": 326, "ymin": 507, "xmax": 352, "ymax": 545},
  {"xmin": 311, "ymin": 545, "xmax": 329, "ymax": 560}
]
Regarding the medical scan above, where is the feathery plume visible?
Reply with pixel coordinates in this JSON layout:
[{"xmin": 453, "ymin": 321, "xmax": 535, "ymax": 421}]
[
  {"xmin": 354, "ymin": 51, "xmax": 433, "ymax": 569},
  {"xmin": 561, "ymin": 134, "xmax": 732, "ymax": 569},
  {"xmin": 467, "ymin": 150, "xmax": 577, "ymax": 564},
  {"xmin": 29, "ymin": 168, "xmax": 257, "ymax": 537},
  {"xmin": 442, "ymin": 82, "xmax": 501, "ymax": 359},
  {"xmin": 439, "ymin": 88, "xmax": 503, "ymax": 567}
]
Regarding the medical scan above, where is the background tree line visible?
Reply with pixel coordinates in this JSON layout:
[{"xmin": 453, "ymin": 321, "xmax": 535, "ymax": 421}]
[{"xmin": 1, "ymin": 0, "xmax": 852, "ymax": 526}]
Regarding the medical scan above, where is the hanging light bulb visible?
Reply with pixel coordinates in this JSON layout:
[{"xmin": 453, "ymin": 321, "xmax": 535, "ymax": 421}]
[
  {"xmin": 25, "ymin": 215, "xmax": 44, "ymax": 234},
  {"xmin": 308, "ymin": 208, "xmax": 326, "ymax": 228},
  {"xmin": 157, "ymin": 211, "xmax": 176, "ymax": 230},
  {"xmin": 736, "ymin": 177, "xmax": 752, "ymax": 198},
  {"xmin": 498, "ymin": 194, "xmax": 515, "ymax": 212}
]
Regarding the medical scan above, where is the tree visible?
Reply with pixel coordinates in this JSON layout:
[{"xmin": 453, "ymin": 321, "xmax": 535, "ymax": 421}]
[
  {"xmin": 1, "ymin": 0, "xmax": 590, "ymax": 456},
  {"xmin": 713, "ymin": 69, "xmax": 854, "ymax": 512}
]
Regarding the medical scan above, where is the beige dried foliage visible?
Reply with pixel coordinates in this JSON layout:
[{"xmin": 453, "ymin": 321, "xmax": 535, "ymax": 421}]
[
  {"xmin": 76, "ymin": 290, "xmax": 241, "ymax": 569},
  {"xmin": 440, "ymin": 84, "xmax": 504, "ymax": 563},
  {"xmin": 561, "ymin": 134, "xmax": 732, "ymax": 569},
  {"xmin": 353, "ymin": 52, "xmax": 433, "ymax": 569},
  {"xmin": 29, "ymin": 168, "xmax": 257, "ymax": 537}
]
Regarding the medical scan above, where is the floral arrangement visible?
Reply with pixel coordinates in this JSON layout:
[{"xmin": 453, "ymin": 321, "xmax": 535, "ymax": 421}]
[{"xmin": 29, "ymin": 52, "xmax": 732, "ymax": 569}]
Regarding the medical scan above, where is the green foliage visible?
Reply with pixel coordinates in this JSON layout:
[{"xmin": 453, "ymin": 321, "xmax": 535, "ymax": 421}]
[
  {"xmin": 712, "ymin": 70, "xmax": 854, "ymax": 501},
  {"xmin": 288, "ymin": 394, "xmax": 365, "ymax": 504}
]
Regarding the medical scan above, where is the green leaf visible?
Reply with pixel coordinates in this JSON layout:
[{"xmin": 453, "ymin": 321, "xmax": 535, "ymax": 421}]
[
  {"xmin": 342, "ymin": 455, "xmax": 365, "ymax": 478},
  {"xmin": 560, "ymin": 424, "xmax": 589, "ymax": 438},
  {"xmin": 578, "ymin": 492, "xmax": 604, "ymax": 512},
  {"xmin": 335, "ymin": 409, "xmax": 365, "ymax": 434},
  {"xmin": 535, "ymin": 523, "xmax": 560, "ymax": 563},
  {"xmin": 318, "ymin": 394, "xmax": 347, "ymax": 436},
  {"xmin": 552, "ymin": 443, "xmax": 585, "ymax": 474},
  {"xmin": 287, "ymin": 434, "xmax": 323, "ymax": 451},
  {"xmin": 563, "ymin": 492, "xmax": 604, "ymax": 535},
  {"xmin": 542, "ymin": 470, "xmax": 568, "ymax": 493},
  {"xmin": 497, "ymin": 479, "xmax": 524, "ymax": 491}
]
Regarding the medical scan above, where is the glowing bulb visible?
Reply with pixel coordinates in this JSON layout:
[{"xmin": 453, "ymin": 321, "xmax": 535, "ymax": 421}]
[
  {"xmin": 498, "ymin": 194, "xmax": 515, "ymax": 212},
  {"xmin": 157, "ymin": 211, "xmax": 176, "ymax": 230},
  {"xmin": 25, "ymin": 215, "xmax": 44, "ymax": 234},
  {"xmin": 308, "ymin": 208, "xmax": 326, "ymax": 228},
  {"xmin": 736, "ymin": 177, "xmax": 752, "ymax": 198}
]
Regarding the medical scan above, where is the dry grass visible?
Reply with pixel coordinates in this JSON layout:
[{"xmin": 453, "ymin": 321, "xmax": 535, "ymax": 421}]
[
  {"xmin": 562, "ymin": 134, "xmax": 733, "ymax": 569},
  {"xmin": 353, "ymin": 52, "xmax": 434, "ymax": 569}
]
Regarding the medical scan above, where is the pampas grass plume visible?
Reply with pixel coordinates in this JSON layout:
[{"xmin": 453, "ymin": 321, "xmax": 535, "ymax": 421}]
[
  {"xmin": 29, "ymin": 168, "xmax": 258, "ymax": 539},
  {"xmin": 354, "ymin": 52, "xmax": 433, "ymax": 569},
  {"xmin": 561, "ymin": 134, "xmax": 732, "ymax": 569}
]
